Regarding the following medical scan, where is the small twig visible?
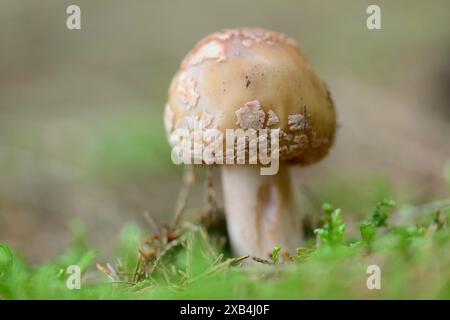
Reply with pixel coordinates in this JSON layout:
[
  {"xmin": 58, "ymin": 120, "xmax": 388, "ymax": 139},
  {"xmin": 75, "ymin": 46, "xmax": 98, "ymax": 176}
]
[
  {"xmin": 132, "ymin": 255, "xmax": 143, "ymax": 283},
  {"xmin": 172, "ymin": 165, "xmax": 195, "ymax": 228},
  {"xmin": 96, "ymin": 263, "xmax": 121, "ymax": 282},
  {"xmin": 161, "ymin": 227, "xmax": 169, "ymax": 246},
  {"xmin": 184, "ymin": 233, "xmax": 193, "ymax": 279},
  {"xmin": 184, "ymin": 222, "xmax": 216, "ymax": 258},
  {"xmin": 252, "ymin": 256, "xmax": 274, "ymax": 265},
  {"xmin": 143, "ymin": 211, "xmax": 160, "ymax": 237},
  {"xmin": 147, "ymin": 236, "xmax": 185, "ymax": 277},
  {"xmin": 106, "ymin": 262, "xmax": 120, "ymax": 281},
  {"xmin": 231, "ymin": 255, "xmax": 250, "ymax": 266}
]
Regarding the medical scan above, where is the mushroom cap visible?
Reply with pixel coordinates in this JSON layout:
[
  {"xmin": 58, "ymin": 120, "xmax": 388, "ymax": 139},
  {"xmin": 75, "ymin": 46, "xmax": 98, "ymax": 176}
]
[{"xmin": 164, "ymin": 27, "xmax": 336, "ymax": 165}]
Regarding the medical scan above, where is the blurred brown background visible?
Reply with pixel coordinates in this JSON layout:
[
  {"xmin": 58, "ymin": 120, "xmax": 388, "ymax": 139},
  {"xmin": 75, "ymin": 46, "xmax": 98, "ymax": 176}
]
[{"xmin": 0, "ymin": 0, "xmax": 449, "ymax": 262}]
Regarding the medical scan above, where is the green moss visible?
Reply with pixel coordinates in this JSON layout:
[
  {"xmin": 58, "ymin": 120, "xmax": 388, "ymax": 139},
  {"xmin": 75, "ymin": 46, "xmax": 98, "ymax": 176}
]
[{"xmin": 0, "ymin": 199, "xmax": 449, "ymax": 300}]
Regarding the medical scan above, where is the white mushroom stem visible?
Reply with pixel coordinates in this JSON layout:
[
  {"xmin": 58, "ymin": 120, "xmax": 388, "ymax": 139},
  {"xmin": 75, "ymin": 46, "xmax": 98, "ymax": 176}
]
[{"xmin": 221, "ymin": 165, "xmax": 302, "ymax": 258}]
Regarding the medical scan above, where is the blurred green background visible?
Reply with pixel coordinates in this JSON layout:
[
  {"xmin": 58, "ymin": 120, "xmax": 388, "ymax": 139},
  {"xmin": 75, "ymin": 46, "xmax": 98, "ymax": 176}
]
[{"xmin": 0, "ymin": 0, "xmax": 449, "ymax": 263}]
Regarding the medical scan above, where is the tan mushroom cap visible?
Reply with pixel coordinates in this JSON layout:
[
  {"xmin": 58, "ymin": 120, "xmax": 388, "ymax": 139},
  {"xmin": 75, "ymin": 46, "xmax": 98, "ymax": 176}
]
[{"xmin": 164, "ymin": 27, "xmax": 336, "ymax": 165}]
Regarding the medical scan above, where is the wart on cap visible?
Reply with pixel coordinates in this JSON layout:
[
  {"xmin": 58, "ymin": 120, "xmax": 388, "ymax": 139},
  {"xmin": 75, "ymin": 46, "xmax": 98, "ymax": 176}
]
[
  {"xmin": 182, "ymin": 40, "xmax": 226, "ymax": 69},
  {"xmin": 235, "ymin": 100, "xmax": 266, "ymax": 130},
  {"xmin": 266, "ymin": 110, "xmax": 280, "ymax": 126},
  {"xmin": 177, "ymin": 72, "xmax": 200, "ymax": 110},
  {"xmin": 288, "ymin": 113, "xmax": 308, "ymax": 131}
]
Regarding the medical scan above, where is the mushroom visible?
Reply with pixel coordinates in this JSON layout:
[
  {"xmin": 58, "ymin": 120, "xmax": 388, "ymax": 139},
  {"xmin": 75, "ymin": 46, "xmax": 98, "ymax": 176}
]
[{"xmin": 164, "ymin": 28, "xmax": 336, "ymax": 258}]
